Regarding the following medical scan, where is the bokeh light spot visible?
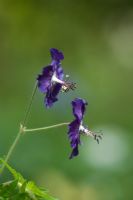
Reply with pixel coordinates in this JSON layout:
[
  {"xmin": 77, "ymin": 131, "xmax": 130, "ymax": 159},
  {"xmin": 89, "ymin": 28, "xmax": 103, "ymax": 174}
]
[{"xmin": 83, "ymin": 125, "xmax": 129, "ymax": 171}]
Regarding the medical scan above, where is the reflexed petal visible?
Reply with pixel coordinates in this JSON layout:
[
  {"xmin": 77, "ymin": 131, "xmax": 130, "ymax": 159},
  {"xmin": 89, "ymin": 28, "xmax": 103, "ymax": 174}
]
[
  {"xmin": 50, "ymin": 48, "xmax": 64, "ymax": 61},
  {"xmin": 45, "ymin": 83, "xmax": 62, "ymax": 107},
  {"xmin": 69, "ymin": 146, "xmax": 79, "ymax": 159},
  {"xmin": 72, "ymin": 98, "xmax": 88, "ymax": 121},
  {"xmin": 68, "ymin": 119, "xmax": 80, "ymax": 159},
  {"xmin": 37, "ymin": 65, "xmax": 54, "ymax": 93}
]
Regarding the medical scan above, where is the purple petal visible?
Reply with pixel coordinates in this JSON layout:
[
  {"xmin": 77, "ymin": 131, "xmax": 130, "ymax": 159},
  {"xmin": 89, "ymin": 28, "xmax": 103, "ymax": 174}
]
[
  {"xmin": 72, "ymin": 98, "xmax": 88, "ymax": 121},
  {"xmin": 50, "ymin": 48, "xmax": 64, "ymax": 62},
  {"xmin": 69, "ymin": 146, "xmax": 79, "ymax": 159},
  {"xmin": 56, "ymin": 65, "xmax": 64, "ymax": 80},
  {"xmin": 45, "ymin": 83, "xmax": 62, "ymax": 108},
  {"xmin": 68, "ymin": 119, "xmax": 80, "ymax": 159},
  {"xmin": 37, "ymin": 65, "xmax": 54, "ymax": 93}
]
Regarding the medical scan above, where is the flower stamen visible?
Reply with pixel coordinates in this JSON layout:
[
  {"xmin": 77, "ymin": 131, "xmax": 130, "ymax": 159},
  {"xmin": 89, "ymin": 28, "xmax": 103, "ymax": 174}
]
[
  {"xmin": 84, "ymin": 129, "xmax": 103, "ymax": 144},
  {"xmin": 62, "ymin": 82, "xmax": 76, "ymax": 92}
]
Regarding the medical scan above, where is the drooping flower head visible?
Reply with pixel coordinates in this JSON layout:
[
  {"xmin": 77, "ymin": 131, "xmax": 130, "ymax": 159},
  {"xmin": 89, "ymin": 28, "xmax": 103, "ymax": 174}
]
[
  {"xmin": 37, "ymin": 48, "xmax": 76, "ymax": 108},
  {"xmin": 68, "ymin": 98, "xmax": 102, "ymax": 159}
]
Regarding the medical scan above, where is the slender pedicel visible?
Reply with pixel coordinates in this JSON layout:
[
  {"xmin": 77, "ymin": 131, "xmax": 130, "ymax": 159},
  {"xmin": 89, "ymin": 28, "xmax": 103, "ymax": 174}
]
[
  {"xmin": 23, "ymin": 122, "xmax": 69, "ymax": 133},
  {"xmin": 22, "ymin": 82, "xmax": 38, "ymax": 127}
]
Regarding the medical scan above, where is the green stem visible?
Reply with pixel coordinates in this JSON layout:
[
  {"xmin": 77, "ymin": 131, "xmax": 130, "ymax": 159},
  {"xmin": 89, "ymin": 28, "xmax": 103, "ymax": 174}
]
[
  {"xmin": 0, "ymin": 130, "xmax": 22, "ymax": 175},
  {"xmin": 0, "ymin": 83, "xmax": 37, "ymax": 176},
  {"xmin": 23, "ymin": 82, "xmax": 38, "ymax": 126},
  {"xmin": 24, "ymin": 122, "xmax": 69, "ymax": 133}
]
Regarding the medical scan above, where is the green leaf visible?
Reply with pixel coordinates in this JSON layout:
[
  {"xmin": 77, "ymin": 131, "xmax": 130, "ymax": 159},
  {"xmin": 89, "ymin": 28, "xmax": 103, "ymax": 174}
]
[
  {"xmin": 0, "ymin": 159, "xmax": 25, "ymax": 184},
  {"xmin": 0, "ymin": 159, "xmax": 59, "ymax": 200},
  {"xmin": 26, "ymin": 181, "xmax": 58, "ymax": 200},
  {"xmin": 0, "ymin": 179, "xmax": 19, "ymax": 198}
]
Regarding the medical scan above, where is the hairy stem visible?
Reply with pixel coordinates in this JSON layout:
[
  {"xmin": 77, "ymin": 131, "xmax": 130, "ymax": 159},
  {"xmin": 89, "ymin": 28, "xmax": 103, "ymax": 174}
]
[{"xmin": 24, "ymin": 122, "xmax": 69, "ymax": 133}]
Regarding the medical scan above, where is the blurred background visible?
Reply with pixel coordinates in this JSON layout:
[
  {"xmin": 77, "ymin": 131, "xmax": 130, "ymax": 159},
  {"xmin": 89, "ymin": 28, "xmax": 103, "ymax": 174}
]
[{"xmin": 0, "ymin": 0, "xmax": 133, "ymax": 199}]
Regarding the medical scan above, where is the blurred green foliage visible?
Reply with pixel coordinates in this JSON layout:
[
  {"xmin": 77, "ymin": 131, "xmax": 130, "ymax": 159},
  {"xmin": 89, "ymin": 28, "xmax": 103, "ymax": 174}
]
[
  {"xmin": 0, "ymin": 0, "xmax": 133, "ymax": 199},
  {"xmin": 0, "ymin": 159, "xmax": 57, "ymax": 200}
]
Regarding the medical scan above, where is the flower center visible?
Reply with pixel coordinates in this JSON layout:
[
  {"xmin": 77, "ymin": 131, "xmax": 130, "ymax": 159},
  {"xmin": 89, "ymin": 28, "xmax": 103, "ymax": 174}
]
[
  {"xmin": 51, "ymin": 73, "xmax": 64, "ymax": 84},
  {"xmin": 51, "ymin": 73, "xmax": 76, "ymax": 92},
  {"xmin": 79, "ymin": 124, "xmax": 88, "ymax": 134}
]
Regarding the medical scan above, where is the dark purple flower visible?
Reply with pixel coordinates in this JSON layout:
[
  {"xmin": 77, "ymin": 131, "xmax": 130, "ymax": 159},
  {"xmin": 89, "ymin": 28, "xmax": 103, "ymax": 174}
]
[
  {"xmin": 68, "ymin": 98, "xmax": 102, "ymax": 159},
  {"xmin": 37, "ymin": 48, "xmax": 76, "ymax": 108}
]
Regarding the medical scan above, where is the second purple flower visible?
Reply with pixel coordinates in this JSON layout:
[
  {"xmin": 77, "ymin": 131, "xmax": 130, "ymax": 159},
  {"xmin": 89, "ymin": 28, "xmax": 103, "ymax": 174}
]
[{"xmin": 68, "ymin": 98, "xmax": 102, "ymax": 159}]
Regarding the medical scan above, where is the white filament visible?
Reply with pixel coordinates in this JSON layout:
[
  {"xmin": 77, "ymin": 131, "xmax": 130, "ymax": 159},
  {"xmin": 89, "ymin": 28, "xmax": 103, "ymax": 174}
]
[{"xmin": 51, "ymin": 73, "xmax": 64, "ymax": 84}]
